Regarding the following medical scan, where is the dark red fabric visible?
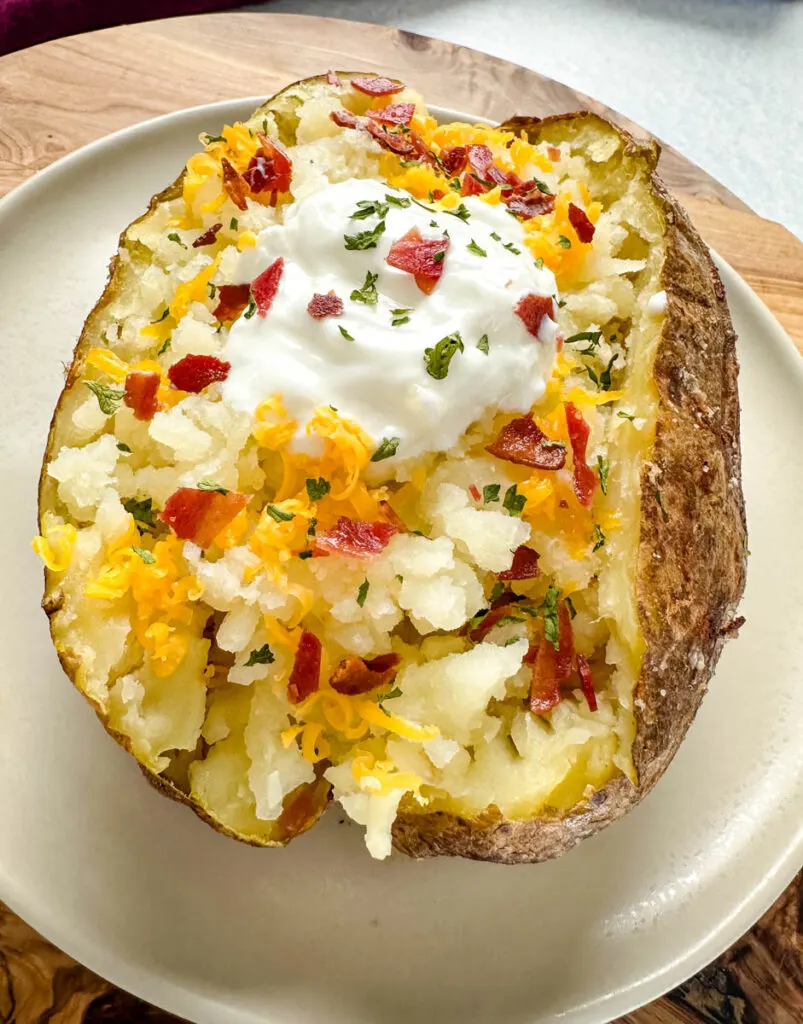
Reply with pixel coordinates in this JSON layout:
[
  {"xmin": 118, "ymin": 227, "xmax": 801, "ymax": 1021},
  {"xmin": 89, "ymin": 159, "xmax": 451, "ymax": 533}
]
[{"xmin": 1, "ymin": 1, "xmax": 244, "ymax": 57}]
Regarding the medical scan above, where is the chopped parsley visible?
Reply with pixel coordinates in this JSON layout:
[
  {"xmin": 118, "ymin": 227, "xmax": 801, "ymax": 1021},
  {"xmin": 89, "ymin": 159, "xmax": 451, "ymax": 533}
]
[
  {"xmin": 444, "ymin": 202, "xmax": 470, "ymax": 222},
  {"xmin": 466, "ymin": 239, "xmax": 487, "ymax": 257},
  {"xmin": 391, "ymin": 307, "xmax": 411, "ymax": 327},
  {"xmin": 344, "ymin": 220, "xmax": 386, "ymax": 250},
  {"xmin": 385, "ymin": 193, "xmax": 411, "ymax": 208},
  {"xmin": 243, "ymin": 297, "xmax": 257, "ymax": 320},
  {"xmin": 158, "ymin": 338, "xmax": 172, "ymax": 355},
  {"xmin": 307, "ymin": 517, "xmax": 317, "ymax": 537},
  {"xmin": 356, "ymin": 580, "xmax": 370, "ymax": 607},
  {"xmin": 265, "ymin": 505, "xmax": 295, "ymax": 523},
  {"xmin": 597, "ymin": 456, "xmax": 610, "ymax": 495},
  {"xmin": 197, "ymin": 479, "xmax": 228, "ymax": 494},
  {"xmin": 382, "ymin": 686, "xmax": 402, "ymax": 701},
  {"xmin": 152, "ymin": 307, "xmax": 170, "ymax": 323},
  {"xmin": 351, "ymin": 198, "xmax": 389, "ymax": 221},
  {"xmin": 132, "ymin": 546, "xmax": 155, "ymax": 564},
  {"xmin": 557, "ymin": 235, "xmax": 572, "ymax": 249},
  {"xmin": 123, "ymin": 497, "xmax": 154, "ymax": 530},
  {"xmin": 424, "ymin": 331, "xmax": 464, "ymax": 380},
  {"xmin": 432, "ymin": 250, "xmax": 445, "ymax": 263},
  {"xmin": 350, "ymin": 270, "xmax": 379, "ymax": 305},
  {"xmin": 585, "ymin": 354, "xmax": 618, "ymax": 391},
  {"xmin": 448, "ymin": 177, "xmax": 462, "ymax": 192},
  {"xmin": 85, "ymin": 380, "xmax": 124, "ymax": 415},
  {"xmin": 167, "ymin": 232, "xmax": 186, "ymax": 248},
  {"xmin": 305, "ymin": 477, "xmax": 331, "ymax": 502},
  {"xmin": 339, "ymin": 325, "xmax": 355, "ymax": 341},
  {"xmin": 617, "ymin": 410, "xmax": 636, "ymax": 422},
  {"xmin": 489, "ymin": 581, "xmax": 505, "ymax": 604},
  {"xmin": 208, "ymin": 282, "xmax": 217, "ymax": 299},
  {"xmin": 370, "ymin": 436, "xmax": 400, "ymax": 462},
  {"xmin": 565, "ymin": 596, "xmax": 577, "ymax": 619},
  {"xmin": 542, "ymin": 586, "xmax": 560, "ymax": 650},
  {"xmin": 503, "ymin": 484, "xmax": 526, "ymax": 516},
  {"xmin": 400, "ymin": 158, "xmax": 422, "ymax": 168},
  {"xmin": 593, "ymin": 524, "xmax": 606, "ymax": 551},
  {"xmin": 116, "ymin": 441, "xmax": 132, "ymax": 453},
  {"xmin": 299, "ymin": 549, "xmax": 314, "ymax": 559},
  {"xmin": 565, "ymin": 331, "xmax": 602, "ymax": 347},
  {"xmin": 204, "ymin": 133, "xmax": 226, "ymax": 145},
  {"xmin": 468, "ymin": 608, "xmax": 489, "ymax": 633},
  {"xmin": 533, "ymin": 257, "xmax": 545, "ymax": 269},
  {"xmin": 532, "ymin": 177, "xmax": 553, "ymax": 196},
  {"xmin": 229, "ymin": 217, "xmax": 238, "ymax": 231},
  {"xmin": 476, "ymin": 334, "xmax": 490, "ymax": 355},
  {"xmin": 502, "ymin": 240, "xmax": 521, "ymax": 255},
  {"xmin": 483, "ymin": 483, "xmax": 500, "ymax": 504},
  {"xmin": 246, "ymin": 644, "xmax": 275, "ymax": 666}
]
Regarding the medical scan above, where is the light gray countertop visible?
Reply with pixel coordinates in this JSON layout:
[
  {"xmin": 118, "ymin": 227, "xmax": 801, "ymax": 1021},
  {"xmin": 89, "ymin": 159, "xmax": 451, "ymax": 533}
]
[{"xmin": 253, "ymin": 0, "xmax": 802, "ymax": 239}]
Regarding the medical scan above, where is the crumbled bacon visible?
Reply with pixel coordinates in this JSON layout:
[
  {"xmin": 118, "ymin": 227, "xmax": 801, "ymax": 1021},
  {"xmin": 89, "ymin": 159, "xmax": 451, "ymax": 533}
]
[
  {"xmin": 330, "ymin": 653, "xmax": 401, "ymax": 696},
  {"xmin": 213, "ymin": 283, "xmax": 251, "ymax": 322},
  {"xmin": 568, "ymin": 202, "xmax": 595, "ymax": 243},
  {"xmin": 469, "ymin": 601, "xmax": 522, "ymax": 642},
  {"xmin": 365, "ymin": 121, "xmax": 417, "ymax": 156},
  {"xmin": 220, "ymin": 157, "xmax": 249, "ymax": 211},
  {"xmin": 252, "ymin": 257, "xmax": 284, "ymax": 317},
  {"xmin": 576, "ymin": 654, "xmax": 598, "ymax": 712},
  {"xmin": 365, "ymin": 103, "xmax": 415, "ymax": 126},
  {"xmin": 248, "ymin": 134, "xmax": 293, "ymax": 194},
  {"xmin": 486, "ymin": 414, "xmax": 566, "ymax": 470},
  {"xmin": 351, "ymin": 76, "xmax": 404, "ymax": 96},
  {"xmin": 386, "ymin": 227, "xmax": 449, "ymax": 294},
  {"xmin": 378, "ymin": 500, "xmax": 407, "ymax": 532},
  {"xmin": 288, "ymin": 631, "xmax": 322, "ymax": 704},
  {"xmin": 530, "ymin": 605, "xmax": 574, "ymax": 715},
  {"xmin": 564, "ymin": 402, "xmax": 597, "ymax": 507},
  {"xmin": 440, "ymin": 146, "xmax": 467, "ymax": 176},
  {"xmin": 162, "ymin": 487, "xmax": 249, "ymax": 549},
  {"xmin": 123, "ymin": 371, "xmax": 160, "ymax": 421},
  {"xmin": 307, "ymin": 292, "xmax": 344, "ymax": 319},
  {"xmin": 315, "ymin": 516, "xmax": 398, "ymax": 558},
  {"xmin": 515, "ymin": 293, "xmax": 555, "ymax": 337},
  {"xmin": 498, "ymin": 545, "xmax": 540, "ymax": 581},
  {"xmin": 466, "ymin": 144, "xmax": 510, "ymax": 186},
  {"xmin": 326, "ymin": 69, "xmax": 342, "ymax": 88},
  {"xmin": 506, "ymin": 191, "xmax": 555, "ymax": 218},
  {"xmin": 167, "ymin": 354, "xmax": 230, "ymax": 393},
  {"xmin": 278, "ymin": 777, "xmax": 331, "ymax": 840},
  {"xmin": 468, "ymin": 484, "xmax": 481, "ymax": 502},
  {"xmin": 461, "ymin": 173, "xmax": 487, "ymax": 198},
  {"xmin": 192, "ymin": 223, "xmax": 222, "ymax": 248},
  {"xmin": 330, "ymin": 108, "xmax": 363, "ymax": 130}
]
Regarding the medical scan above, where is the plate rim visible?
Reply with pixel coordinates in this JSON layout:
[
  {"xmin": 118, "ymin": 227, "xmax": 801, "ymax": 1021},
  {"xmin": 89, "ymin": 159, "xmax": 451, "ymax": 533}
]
[{"xmin": 1, "ymin": 96, "xmax": 801, "ymax": 1024}]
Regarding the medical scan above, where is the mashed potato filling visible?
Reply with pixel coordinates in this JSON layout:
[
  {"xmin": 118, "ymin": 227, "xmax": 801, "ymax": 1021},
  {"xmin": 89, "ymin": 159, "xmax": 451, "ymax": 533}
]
[{"xmin": 37, "ymin": 78, "xmax": 664, "ymax": 858}]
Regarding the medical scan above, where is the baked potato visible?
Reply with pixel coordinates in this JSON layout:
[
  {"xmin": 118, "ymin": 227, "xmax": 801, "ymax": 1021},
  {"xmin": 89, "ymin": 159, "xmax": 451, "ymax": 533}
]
[{"xmin": 34, "ymin": 72, "xmax": 746, "ymax": 861}]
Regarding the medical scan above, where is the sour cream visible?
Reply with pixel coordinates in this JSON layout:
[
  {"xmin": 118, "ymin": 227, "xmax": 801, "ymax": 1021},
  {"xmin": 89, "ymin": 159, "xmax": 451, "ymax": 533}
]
[{"xmin": 222, "ymin": 178, "xmax": 559, "ymax": 461}]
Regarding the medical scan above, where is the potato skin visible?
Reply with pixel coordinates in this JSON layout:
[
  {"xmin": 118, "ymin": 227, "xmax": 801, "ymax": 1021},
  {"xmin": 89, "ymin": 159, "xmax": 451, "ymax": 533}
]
[
  {"xmin": 38, "ymin": 90, "xmax": 746, "ymax": 860},
  {"xmin": 392, "ymin": 114, "xmax": 747, "ymax": 863}
]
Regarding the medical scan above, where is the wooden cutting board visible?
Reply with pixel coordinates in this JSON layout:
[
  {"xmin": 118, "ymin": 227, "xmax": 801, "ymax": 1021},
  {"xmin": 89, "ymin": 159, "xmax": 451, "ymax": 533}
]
[{"xmin": 0, "ymin": 12, "xmax": 800, "ymax": 1024}]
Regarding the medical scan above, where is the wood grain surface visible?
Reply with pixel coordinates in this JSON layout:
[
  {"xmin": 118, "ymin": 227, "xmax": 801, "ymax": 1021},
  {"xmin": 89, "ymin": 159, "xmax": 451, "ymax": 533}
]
[{"xmin": 0, "ymin": 12, "xmax": 801, "ymax": 1024}]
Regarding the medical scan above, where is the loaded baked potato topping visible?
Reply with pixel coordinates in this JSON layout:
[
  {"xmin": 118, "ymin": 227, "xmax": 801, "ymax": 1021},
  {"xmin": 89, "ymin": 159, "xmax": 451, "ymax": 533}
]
[{"xmin": 35, "ymin": 73, "xmax": 739, "ymax": 861}]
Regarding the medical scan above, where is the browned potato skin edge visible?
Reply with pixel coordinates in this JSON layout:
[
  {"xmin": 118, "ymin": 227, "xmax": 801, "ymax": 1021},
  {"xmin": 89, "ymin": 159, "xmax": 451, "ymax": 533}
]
[
  {"xmin": 37, "ymin": 88, "xmax": 746, "ymax": 860},
  {"xmin": 392, "ymin": 112, "xmax": 747, "ymax": 863}
]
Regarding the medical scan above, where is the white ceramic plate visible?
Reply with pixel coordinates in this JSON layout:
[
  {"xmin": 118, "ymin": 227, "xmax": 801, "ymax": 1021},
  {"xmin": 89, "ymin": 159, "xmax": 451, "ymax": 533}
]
[{"xmin": 0, "ymin": 98, "xmax": 801, "ymax": 1024}]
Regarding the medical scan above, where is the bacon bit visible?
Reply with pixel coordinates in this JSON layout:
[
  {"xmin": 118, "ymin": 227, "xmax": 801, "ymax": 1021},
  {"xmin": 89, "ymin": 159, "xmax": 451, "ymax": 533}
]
[
  {"xmin": 576, "ymin": 654, "xmax": 598, "ymax": 712},
  {"xmin": 213, "ymin": 283, "xmax": 251, "ymax": 322},
  {"xmin": 330, "ymin": 653, "xmax": 401, "ymax": 696},
  {"xmin": 378, "ymin": 500, "xmax": 407, "ymax": 532},
  {"xmin": 330, "ymin": 108, "xmax": 364, "ymax": 130},
  {"xmin": 469, "ymin": 601, "xmax": 521, "ymax": 642},
  {"xmin": 547, "ymin": 146, "xmax": 561, "ymax": 161},
  {"xmin": 365, "ymin": 120, "xmax": 416, "ymax": 156},
  {"xmin": 162, "ymin": 487, "xmax": 250, "ymax": 549},
  {"xmin": 307, "ymin": 292, "xmax": 344, "ymax": 319},
  {"xmin": 351, "ymin": 76, "xmax": 405, "ymax": 96},
  {"xmin": 386, "ymin": 226, "xmax": 449, "ymax": 294},
  {"xmin": 167, "ymin": 354, "xmax": 230, "ymax": 393},
  {"xmin": 486, "ymin": 413, "xmax": 566, "ymax": 470},
  {"xmin": 278, "ymin": 777, "xmax": 331, "ymax": 840},
  {"xmin": 365, "ymin": 103, "xmax": 415, "ymax": 126},
  {"xmin": 315, "ymin": 516, "xmax": 398, "ymax": 558},
  {"xmin": 288, "ymin": 631, "xmax": 322, "ymax": 704},
  {"xmin": 252, "ymin": 257, "xmax": 284, "ymax": 317},
  {"xmin": 123, "ymin": 371, "xmax": 161, "ymax": 421},
  {"xmin": 326, "ymin": 69, "xmax": 342, "ymax": 88},
  {"xmin": 498, "ymin": 545, "xmax": 540, "ymax": 581},
  {"xmin": 409, "ymin": 131, "xmax": 440, "ymax": 167},
  {"xmin": 506, "ymin": 192, "xmax": 556, "ymax": 218},
  {"xmin": 568, "ymin": 202, "xmax": 595, "ymax": 243},
  {"xmin": 530, "ymin": 605, "xmax": 574, "ymax": 715},
  {"xmin": 220, "ymin": 157, "xmax": 249, "ymax": 211},
  {"xmin": 440, "ymin": 146, "xmax": 467, "ymax": 176},
  {"xmin": 468, "ymin": 484, "xmax": 481, "ymax": 502},
  {"xmin": 192, "ymin": 223, "xmax": 222, "ymax": 248},
  {"xmin": 466, "ymin": 144, "xmax": 510, "ymax": 186},
  {"xmin": 515, "ymin": 293, "xmax": 555, "ymax": 338},
  {"xmin": 461, "ymin": 173, "xmax": 487, "ymax": 198},
  {"xmin": 565, "ymin": 402, "xmax": 597, "ymax": 507},
  {"xmin": 246, "ymin": 134, "xmax": 293, "ymax": 195}
]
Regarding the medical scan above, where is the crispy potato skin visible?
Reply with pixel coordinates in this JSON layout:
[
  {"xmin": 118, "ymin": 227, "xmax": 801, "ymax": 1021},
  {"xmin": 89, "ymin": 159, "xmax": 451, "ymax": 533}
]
[
  {"xmin": 392, "ymin": 114, "xmax": 746, "ymax": 863},
  {"xmin": 39, "ymin": 91, "xmax": 745, "ymax": 860}
]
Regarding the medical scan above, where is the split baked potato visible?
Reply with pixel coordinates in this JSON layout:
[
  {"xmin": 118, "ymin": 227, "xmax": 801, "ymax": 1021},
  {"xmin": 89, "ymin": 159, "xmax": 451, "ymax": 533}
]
[{"xmin": 35, "ymin": 72, "xmax": 746, "ymax": 861}]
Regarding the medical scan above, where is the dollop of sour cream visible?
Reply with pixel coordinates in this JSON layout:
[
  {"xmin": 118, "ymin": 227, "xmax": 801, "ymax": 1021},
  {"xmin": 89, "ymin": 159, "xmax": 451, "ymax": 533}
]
[{"xmin": 222, "ymin": 178, "xmax": 559, "ymax": 461}]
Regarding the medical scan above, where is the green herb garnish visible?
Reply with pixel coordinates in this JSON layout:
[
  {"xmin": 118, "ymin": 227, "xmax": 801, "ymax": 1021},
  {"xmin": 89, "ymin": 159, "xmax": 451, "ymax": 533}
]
[
  {"xmin": 503, "ymin": 484, "xmax": 526, "ymax": 516},
  {"xmin": 85, "ymin": 380, "xmax": 124, "ymax": 415},
  {"xmin": 542, "ymin": 586, "xmax": 560, "ymax": 650},
  {"xmin": 483, "ymin": 483, "xmax": 500, "ymax": 504},
  {"xmin": 385, "ymin": 193, "xmax": 411, "ymax": 208},
  {"xmin": 351, "ymin": 199, "xmax": 389, "ymax": 221},
  {"xmin": 339, "ymin": 325, "xmax": 355, "ymax": 341},
  {"xmin": 565, "ymin": 596, "xmax": 577, "ymax": 619},
  {"xmin": 229, "ymin": 217, "xmax": 238, "ymax": 231},
  {"xmin": 444, "ymin": 202, "xmax": 470, "ymax": 222},
  {"xmin": 391, "ymin": 307, "xmax": 412, "ymax": 327},
  {"xmin": 617, "ymin": 410, "xmax": 636, "ymax": 422},
  {"xmin": 299, "ymin": 549, "xmax": 314, "ymax": 559},
  {"xmin": 116, "ymin": 442, "xmax": 132, "ymax": 453},
  {"xmin": 167, "ymin": 232, "xmax": 186, "ymax": 248},
  {"xmin": 350, "ymin": 270, "xmax": 379, "ymax": 305},
  {"xmin": 344, "ymin": 220, "xmax": 386, "ymax": 250},
  {"xmin": 597, "ymin": 456, "xmax": 609, "ymax": 495},
  {"xmin": 356, "ymin": 580, "xmax": 370, "ymax": 607},
  {"xmin": 565, "ymin": 331, "xmax": 602, "ymax": 347},
  {"xmin": 158, "ymin": 338, "xmax": 172, "ymax": 355},
  {"xmin": 265, "ymin": 505, "xmax": 295, "ymax": 523},
  {"xmin": 656, "ymin": 490, "xmax": 669, "ymax": 522},
  {"xmin": 593, "ymin": 524, "xmax": 606, "ymax": 551},
  {"xmin": 476, "ymin": 334, "xmax": 490, "ymax": 355},
  {"xmin": 370, "ymin": 436, "xmax": 400, "ymax": 462},
  {"xmin": 204, "ymin": 134, "xmax": 227, "ymax": 145},
  {"xmin": 467, "ymin": 239, "xmax": 487, "ymax": 257},
  {"xmin": 533, "ymin": 257, "xmax": 545, "ymax": 269},
  {"xmin": 132, "ymin": 546, "xmax": 156, "ymax": 564},
  {"xmin": 197, "ymin": 479, "xmax": 228, "ymax": 494},
  {"xmin": 123, "ymin": 497, "xmax": 154, "ymax": 529},
  {"xmin": 424, "ymin": 331, "xmax": 464, "ymax": 380},
  {"xmin": 246, "ymin": 644, "xmax": 275, "ymax": 666},
  {"xmin": 243, "ymin": 297, "xmax": 257, "ymax": 320},
  {"xmin": 489, "ymin": 581, "xmax": 505, "ymax": 604},
  {"xmin": 305, "ymin": 477, "xmax": 331, "ymax": 502},
  {"xmin": 557, "ymin": 235, "xmax": 572, "ymax": 249}
]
